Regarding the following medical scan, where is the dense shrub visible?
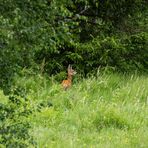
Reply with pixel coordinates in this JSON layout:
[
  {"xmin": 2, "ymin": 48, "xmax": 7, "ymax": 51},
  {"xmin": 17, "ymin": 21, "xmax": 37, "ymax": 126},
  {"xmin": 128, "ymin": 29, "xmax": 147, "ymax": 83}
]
[
  {"xmin": 0, "ymin": 87, "xmax": 35, "ymax": 147},
  {"xmin": 75, "ymin": 32, "xmax": 148, "ymax": 73},
  {"xmin": 0, "ymin": 0, "xmax": 147, "ymax": 92}
]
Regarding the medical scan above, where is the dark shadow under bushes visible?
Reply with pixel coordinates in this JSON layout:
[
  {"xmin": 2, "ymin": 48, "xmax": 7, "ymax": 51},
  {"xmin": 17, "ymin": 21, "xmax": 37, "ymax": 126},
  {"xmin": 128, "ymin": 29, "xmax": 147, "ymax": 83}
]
[
  {"xmin": 76, "ymin": 32, "xmax": 148, "ymax": 74},
  {"xmin": 34, "ymin": 31, "xmax": 148, "ymax": 80}
]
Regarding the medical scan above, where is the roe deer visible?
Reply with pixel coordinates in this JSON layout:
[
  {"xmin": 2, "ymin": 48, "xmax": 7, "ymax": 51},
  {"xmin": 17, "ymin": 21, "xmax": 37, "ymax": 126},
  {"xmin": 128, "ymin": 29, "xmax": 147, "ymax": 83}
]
[{"xmin": 62, "ymin": 64, "xmax": 76, "ymax": 90}]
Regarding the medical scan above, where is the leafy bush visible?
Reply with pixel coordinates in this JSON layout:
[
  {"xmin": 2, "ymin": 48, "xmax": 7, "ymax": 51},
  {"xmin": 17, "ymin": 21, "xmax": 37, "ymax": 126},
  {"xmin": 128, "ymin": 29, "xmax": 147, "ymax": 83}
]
[
  {"xmin": 0, "ymin": 0, "xmax": 147, "ymax": 93},
  {"xmin": 0, "ymin": 87, "xmax": 36, "ymax": 147},
  {"xmin": 75, "ymin": 32, "xmax": 148, "ymax": 74}
]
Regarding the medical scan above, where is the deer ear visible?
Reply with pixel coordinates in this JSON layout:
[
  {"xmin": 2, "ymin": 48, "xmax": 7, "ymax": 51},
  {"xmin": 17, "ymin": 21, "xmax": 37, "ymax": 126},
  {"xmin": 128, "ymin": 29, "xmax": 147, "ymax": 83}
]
[{"xmin": 68, "ymin": 64, "xmax": 71, "ymax": 70}]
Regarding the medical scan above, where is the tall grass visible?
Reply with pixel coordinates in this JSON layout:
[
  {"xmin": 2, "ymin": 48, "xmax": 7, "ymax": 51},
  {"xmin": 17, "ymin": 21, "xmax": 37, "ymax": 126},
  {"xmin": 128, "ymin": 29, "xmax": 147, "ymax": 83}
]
[{"xmin": 1, "ymin": 72, "xmax": 148, "ymax": 147}]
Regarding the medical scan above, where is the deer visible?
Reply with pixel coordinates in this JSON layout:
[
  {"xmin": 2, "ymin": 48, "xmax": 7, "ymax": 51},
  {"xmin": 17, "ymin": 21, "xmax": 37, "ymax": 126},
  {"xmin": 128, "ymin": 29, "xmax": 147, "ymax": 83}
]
[{"xmin": 61, "ymin": 64, "xmax": 76, "ymax": 90}]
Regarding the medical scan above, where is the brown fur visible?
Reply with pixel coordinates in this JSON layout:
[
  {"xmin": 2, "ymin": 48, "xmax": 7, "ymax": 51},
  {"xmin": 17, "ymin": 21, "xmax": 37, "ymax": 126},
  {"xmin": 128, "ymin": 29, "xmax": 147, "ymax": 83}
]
[{"xmin": 61, "ymin": 65, "xmax": 76, "ymax": 90}]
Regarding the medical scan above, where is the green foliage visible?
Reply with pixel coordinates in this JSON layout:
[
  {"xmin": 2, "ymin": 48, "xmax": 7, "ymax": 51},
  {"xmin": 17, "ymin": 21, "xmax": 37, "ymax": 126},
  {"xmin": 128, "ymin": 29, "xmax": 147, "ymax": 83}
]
[
  {"xmin": 0, "ymin": 87, "xmax": 35, "ymax": 147},
  {"xmin": 75, "ymin": 32, "xmax": 148, "ymax": 74},
  {"xmin": 9, "ymin": 73, "xmax": 147, "ymax": 147},
  {"xmin": 94, "ymin": 109, "xmax": 131, "ymax": 130},
  {"xmin": 1, "ymin": 1, "xmax": 147, "ymax": 146},
  {"xmin": 0, "ymin": 0, "xmax": 147, "ymax": 93}
]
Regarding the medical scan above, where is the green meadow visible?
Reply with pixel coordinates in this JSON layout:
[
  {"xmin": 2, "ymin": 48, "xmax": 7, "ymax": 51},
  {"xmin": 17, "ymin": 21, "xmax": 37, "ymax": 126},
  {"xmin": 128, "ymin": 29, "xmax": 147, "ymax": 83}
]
[
  {"xmin": 1, "ymin": 1, "xmax": 147, "ymax": 147},
  {"xmin": 1, "ymin": 72, "xmax": 147, "ymax": 147}
]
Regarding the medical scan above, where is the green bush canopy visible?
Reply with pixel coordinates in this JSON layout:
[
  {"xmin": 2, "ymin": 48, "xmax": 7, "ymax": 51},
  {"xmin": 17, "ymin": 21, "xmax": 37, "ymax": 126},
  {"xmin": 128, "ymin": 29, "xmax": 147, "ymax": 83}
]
[{"xmin": 0, "ymin": 0, "xmax": 148, "ymax": 91}]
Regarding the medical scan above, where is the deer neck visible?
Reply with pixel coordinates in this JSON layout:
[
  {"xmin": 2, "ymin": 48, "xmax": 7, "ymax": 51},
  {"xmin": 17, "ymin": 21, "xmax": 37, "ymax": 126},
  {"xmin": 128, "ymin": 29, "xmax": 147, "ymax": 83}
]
[{"xmin": 67, "ymin": 74, "xmax": 72, "ymax": 82}]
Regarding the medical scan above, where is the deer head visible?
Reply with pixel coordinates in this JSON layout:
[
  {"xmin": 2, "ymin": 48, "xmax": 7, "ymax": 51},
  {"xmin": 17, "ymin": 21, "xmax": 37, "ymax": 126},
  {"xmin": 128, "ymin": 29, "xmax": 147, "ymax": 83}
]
[{"xmin": 68, "ymin": 64, "xmax": 76, "ymax": 76}]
